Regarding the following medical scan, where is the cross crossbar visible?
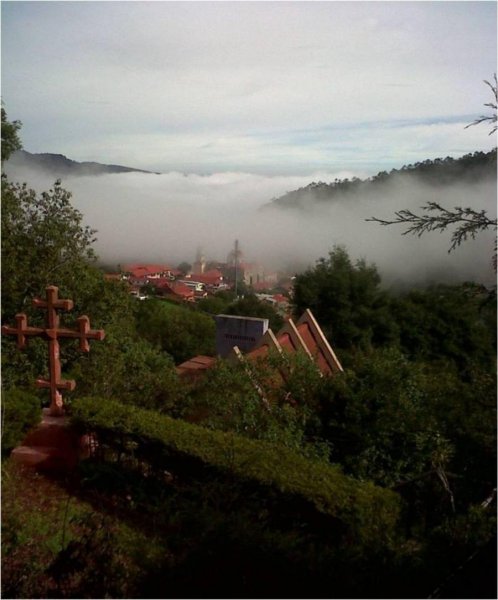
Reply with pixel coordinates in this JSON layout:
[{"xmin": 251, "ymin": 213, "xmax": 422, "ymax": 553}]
[{"xmin": 1, "ymin": 286, "xmax": 105, "ymax": 416}]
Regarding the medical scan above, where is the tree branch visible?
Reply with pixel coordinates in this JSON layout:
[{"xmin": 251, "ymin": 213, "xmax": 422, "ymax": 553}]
[
  {"xmin": 367, "ymin": 203, "xmax": 497, "ymax": 254},
  {"xmin": 464, "ymin": 73, "xmax": 497, "ymax": 135}
]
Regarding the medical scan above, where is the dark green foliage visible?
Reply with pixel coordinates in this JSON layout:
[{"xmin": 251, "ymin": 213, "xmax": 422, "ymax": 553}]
[
  {"xmin": 1, "ymin": 266, "xmax": 183, "ymax": 414},
  {"xmin": 422, "ymin": 507, "xmax": 497, "ymax": 599},
  {"xmin": 317, "ymin": 349, "xmax": 451, "ymax": 486},
  {"xmin": 196, "ymin": 293, "xmax": 232, "ymax": 315},
  {"xmin": 212, "ymin": 289, "xmax": 237, "ymax": 303},
  {"xmin": 70, "ymin": 396, "xmax": 402, "ymax": 550},
  {"xmin": 180, "ymin": 354, "xmax": 328, "ymax": 460},
  {"xmin": 293, "ymin": 245, "xmax": 396, "ymax": 352},
  {"xmin": 70, "ymin": 336, "xmax": 184, "ymax": 413},
  {"xmin": 1, "ymin": 388, "xmax": 41, "ymax": 453},
  {"xmin": 314, "ymin": 348, "xmax": 496, "ymax": 529},
  {"xmin": 392, "ymin": 283, "xmax": 496, "ymax": 373},
  {"xmin": 270, "ymin": 150, "xmax": 497, "ymax": 210},
  {"xmin": 293, "ymin": 247, "xmax": 495, "ymax": 373},
  {"xmin": 1, "ymin": 179, "xmax": 97, "ymax": 320},
  {"xmin": 0, "ymin": 176, "xmax": 185, "ymax": 410},
  {"xmin": 69, "ymin": 457, "xmax": 404, "ymax": 599},
  {"xmin": 1, "ymin": 337, "xmax": 48, "ymax": 393},
  {"xmin": 135, "ymin": 298, "xmax": 215, "ymax": 363},
  {"xmin": 1, "ymin": 108, "xmax": 22, "ymax": 163},
  {"xmin": 223, "ymin": 293, "xmax": 284, "ymax": 331},
  {"xmin": 196, "ymin": 291, "xmax": 284, "ymax": 331},
  {"xmin": 307, "ymin": 347, "xmax": 496, "ymax": 597}
]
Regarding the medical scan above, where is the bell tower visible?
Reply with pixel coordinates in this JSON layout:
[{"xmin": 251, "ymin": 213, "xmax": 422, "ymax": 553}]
[{"xmin": 193, "ymin": 246, "xmax": 206, "ymax": 275}]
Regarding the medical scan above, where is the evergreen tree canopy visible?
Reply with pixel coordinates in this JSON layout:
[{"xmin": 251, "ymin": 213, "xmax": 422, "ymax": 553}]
[
  {"xmin": 1, "ymin": 180, "xmax": 97, "ymax": 319},
  {"xmin": 1, "ymin": 107, "xmax": 22, "ymax": 163},
  {"xmin": 292, "ymin": 246, "xmax": 396, "ymax": 352}
]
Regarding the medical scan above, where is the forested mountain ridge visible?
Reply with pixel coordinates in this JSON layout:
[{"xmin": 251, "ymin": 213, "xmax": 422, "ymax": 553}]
[
  {"xmin": 266, "ymin": 149, "xmax": 497, "ymax": 211},
  {"xmin": 5, "ymin": 149, "xmax": 159, "ymax": 177}
]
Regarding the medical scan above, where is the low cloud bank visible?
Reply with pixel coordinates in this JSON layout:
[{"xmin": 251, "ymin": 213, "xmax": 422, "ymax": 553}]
[{"xmin": 5, "ymin": 164, "xmax": 496, "ymax": 287}]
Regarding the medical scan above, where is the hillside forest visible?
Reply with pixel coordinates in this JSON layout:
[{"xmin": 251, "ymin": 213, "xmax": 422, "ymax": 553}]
[
  {"xmin": 1, "ymin": 108, "xmax": 497, "ymax": 598},
  {"xmin": 267, "ymin": 149, "xmax": 497, "ymax": 211}
]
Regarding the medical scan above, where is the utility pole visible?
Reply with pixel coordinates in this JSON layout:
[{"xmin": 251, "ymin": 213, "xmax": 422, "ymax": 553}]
[{"xmin": 234, "ymin": 239, "xmax": 239, "ymax": 298}]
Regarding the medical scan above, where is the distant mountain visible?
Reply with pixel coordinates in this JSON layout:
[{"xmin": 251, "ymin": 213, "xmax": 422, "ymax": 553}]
[
  {"xmin": 264, "ymin": 150, "xmax": 497, "ymax": 211},
  {"xmin": 5, "ymin": 150, "xmax": 160, "ymax": 177}
]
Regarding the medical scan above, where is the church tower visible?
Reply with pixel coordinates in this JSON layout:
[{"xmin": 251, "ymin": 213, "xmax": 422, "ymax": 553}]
[{"xmin": 193, "ymin": 247, "xmax": 206, "ymax": 275}]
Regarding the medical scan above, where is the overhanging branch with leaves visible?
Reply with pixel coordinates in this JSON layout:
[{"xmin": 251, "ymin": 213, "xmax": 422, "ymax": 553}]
[{"xmin": 367, "ymin": 202, "xmax": 497, "ymax": 253}]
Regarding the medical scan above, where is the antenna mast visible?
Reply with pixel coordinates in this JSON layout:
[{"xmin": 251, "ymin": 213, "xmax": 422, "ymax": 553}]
[{"xmin": 234, "ymin": 239, "xmax": 239, "ymax": 298}]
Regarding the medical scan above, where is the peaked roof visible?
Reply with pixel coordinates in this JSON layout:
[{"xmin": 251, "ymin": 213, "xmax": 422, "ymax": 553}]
[
  {"xmin": 177, "ymin": 355, "xmax": 217, "ymax": 376},
  {"xmin": 190, "ymin": 270, "xmax": 224, "ymax": 285},
  {"xmin": 122, "ymin": 264, "xmax": 173, "ymax": 278},
  {"xmin": 156, "ymin": 279, "xmax": 195, "ymax": 299},
  {"xmin": 239, "ymin": 309, "xmax": 343, "ymax": 376},
  {"xmin": 176, "ymin": 310, "xmax": 342, "ymax": 385}
]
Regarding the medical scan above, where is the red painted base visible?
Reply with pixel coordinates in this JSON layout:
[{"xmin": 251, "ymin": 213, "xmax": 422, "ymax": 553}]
[{"xmin": 11, "ymin": 408, "xmax": 86, "ymax": 472}]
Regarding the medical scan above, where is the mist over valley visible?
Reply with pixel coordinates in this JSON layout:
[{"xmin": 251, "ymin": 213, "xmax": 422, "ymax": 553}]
[{"xmin": 5, "ymin": 150, "xmax": 496, "ymax": 287}]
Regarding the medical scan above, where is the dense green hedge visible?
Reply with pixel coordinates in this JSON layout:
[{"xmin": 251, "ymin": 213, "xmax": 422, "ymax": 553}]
[
  {"xmin": 71, "ymin": 397, "xmax": 401, "ymax": 549},
  {"xmin": 1, "ymin": 388, "xmax": 41, "ymax": 454}
]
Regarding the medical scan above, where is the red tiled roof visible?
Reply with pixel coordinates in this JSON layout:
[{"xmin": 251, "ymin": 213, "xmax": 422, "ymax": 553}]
[
  {"xmin": 122, "ymin": 264, "xmax": 173, "ymax": 278},
  {"xmin": 247, "ymin": 343, "xmax": 271, "ymax": 360},
  {"xmin": 154, "ymin": 277, "xmax": 174, "ymax": 287},
  {"xmin": 129, "ymin": 277, "xmax": 149, "ymax": 286},
  {"xmin": 242, "ymin": 310, "xmax": 342, "ymax": 377},
  {"xmin": 296, "ymin": 322, "xmax": 331, "ymax": 375},
  {"xmin": 277, "ymin": 332, "xmax": 297, "ymax": 353},
  {"xmin": 192, "ymin": 270, "xmax": 224, "ymax": 285},
  {"xmin": 156, "ymin": 280, "xmax": 194, "ymax": 299},
  {"xmin": 272, "ymin": 294, "xmax": 288, "ymax": 303},
  {"xmin": 177, "ymin": 355, "xmax": 217, "ymax": 379},
  {"xmin": 177, "ymin": 310, "xmax": 342, "ymax": 385},
  {"xmin": 203, "ymin": 269, "xmax": 223, "ymax": 278}
]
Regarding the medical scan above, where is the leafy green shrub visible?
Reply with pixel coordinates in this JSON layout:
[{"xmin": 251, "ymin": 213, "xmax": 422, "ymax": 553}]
[
  {"xmin": 135, "ymin": 298, "xmax": 215, "ymax": 363},
  {"xmin": 1, "ymin": 388, "xmax": 41, "ymax": 454},
  {"xmin": 70, "ymin": 335, "xmax": 184, "ymax": 414},
  {"xmin": 223, "ymin": 293, "xmax": 284, "ymax": 331},
  {"xmin": 71, "ymin": 397, "xmax": 402, "ymax": 550},
  {"xmin": 292, "ymin": 245, "xmax": 397, "ymax": 351},
  {"xmin": 182, "ymin": 353, "xmax": 330, "ymax": 461}
]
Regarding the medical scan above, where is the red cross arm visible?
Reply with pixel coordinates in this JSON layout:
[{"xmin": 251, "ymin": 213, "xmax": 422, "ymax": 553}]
[
  {"xmin": 1, "ymin": 314, "xmax": 45, "ymax": 349},
  {"xmin": 32, "ymin": 286, "xmax": 74, "ymax": 312},
  {"xmin": 57, "ymin": 316, "xmax": 105, "ymax": 351},
  {"xmin": 36, "ymin": 377, "xmax": 76, "ymax": 392}
]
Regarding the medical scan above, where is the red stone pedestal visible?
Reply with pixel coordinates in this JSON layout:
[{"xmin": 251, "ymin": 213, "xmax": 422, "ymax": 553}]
[{"xmin": 11, "ymin": 409, "xmax": 84, "ymax": 472}]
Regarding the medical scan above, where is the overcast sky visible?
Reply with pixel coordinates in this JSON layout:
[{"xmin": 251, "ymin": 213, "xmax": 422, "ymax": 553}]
[{"xmin": 2, "ymin": 1, "xmax": 497, "ymax": 175}]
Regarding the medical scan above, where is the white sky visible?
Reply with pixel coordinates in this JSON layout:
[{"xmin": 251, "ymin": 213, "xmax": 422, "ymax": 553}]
[{"xmin": 2, "ymin": 1, "xmax": 497, "ymax": 175}]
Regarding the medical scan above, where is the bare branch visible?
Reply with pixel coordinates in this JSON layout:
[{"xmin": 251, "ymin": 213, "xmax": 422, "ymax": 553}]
[
  {"xmin": 367, "ymin": 203, "xmax": 497, "ymax": 268},
  {"xmin": 368, "ymin": 76, "xmax": 497, "ymax": 268},
  {"xmin": 464, "ymin": 73, "xmax": 497, "ymax": 135}
]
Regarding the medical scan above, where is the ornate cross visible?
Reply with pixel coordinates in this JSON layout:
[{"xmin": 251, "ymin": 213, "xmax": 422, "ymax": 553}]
[{"xmin": 2, "ymin": 286, "xmax": 105, "ymax": 416}]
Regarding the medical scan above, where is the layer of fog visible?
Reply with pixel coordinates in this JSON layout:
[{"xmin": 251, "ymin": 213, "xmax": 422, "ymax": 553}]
[{"xmin": 5, "ymin": 163, "xmax": 496, "ymax": 288}]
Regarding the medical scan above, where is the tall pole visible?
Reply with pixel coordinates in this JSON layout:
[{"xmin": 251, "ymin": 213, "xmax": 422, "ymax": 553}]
[{"xmin": 234, "ymin": 239, "xmax": 239, "ymax": 298}]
